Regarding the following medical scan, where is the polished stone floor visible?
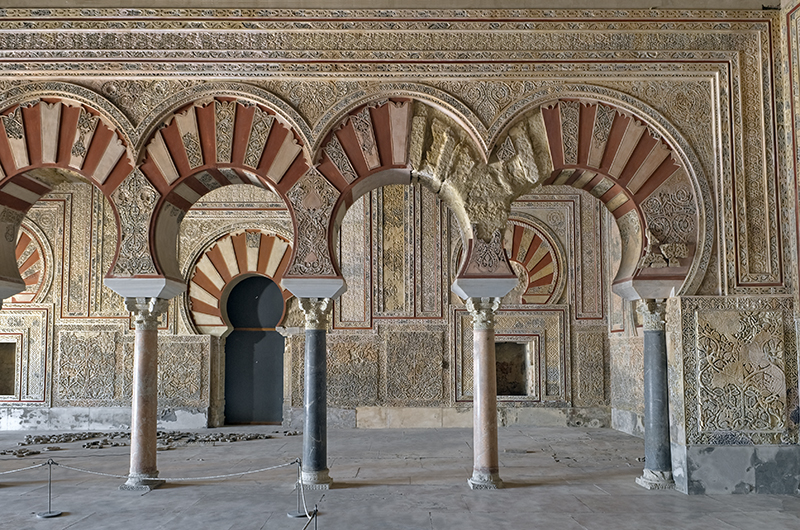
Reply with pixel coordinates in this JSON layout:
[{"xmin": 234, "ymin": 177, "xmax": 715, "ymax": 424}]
[{"xmin": 1, "ymin": 425, "xmax": 799, "ymax": 530}]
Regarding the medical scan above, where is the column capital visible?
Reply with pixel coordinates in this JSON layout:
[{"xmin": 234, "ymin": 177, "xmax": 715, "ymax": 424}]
[
  {"xmin": 125, "ymin": 297, "xmax": 168, "ymax": 331},
  {"xmin": 465, "ymin": 297, "xmax": 502, "ymax": 330},
  {"xmin": 637, "ymin": 298, "xmax": 666, "ymax": 332},
  {"xmin": 299, "ymin": 297, "xmax": 333, "ymax": 330}
]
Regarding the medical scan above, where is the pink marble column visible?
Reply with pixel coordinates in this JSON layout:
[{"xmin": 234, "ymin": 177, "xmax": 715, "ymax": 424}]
[
  {"xmin": 466, "ymin": 297, "xmax": 503, "ymax": 490},
  {"xmin": 120, "ymin": 297, "xmax": 168, "ymax": 491}
]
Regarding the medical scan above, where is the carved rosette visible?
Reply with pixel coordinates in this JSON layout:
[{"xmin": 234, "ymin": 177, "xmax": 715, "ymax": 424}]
[
  {"xmin": 285, "ymin": 167, "xmax": 338, "ymax": 277},
  {"xmin": 638, "ymin": 299, "xmax": 666, "ymax": 332},
  {"xmin": 465, "ymin": 297, "xmax": 502, "ymax": 330},
  {"xmin": 299, "ymin": 297, "xmax": 333, "ymax": 331},
  {"xmin": 125, "ymin": 297, "xmax": 168, "ymax": 331},
  {"xmin": 111, "ymin": 169, "xmax": 159, "ymax": 276}
]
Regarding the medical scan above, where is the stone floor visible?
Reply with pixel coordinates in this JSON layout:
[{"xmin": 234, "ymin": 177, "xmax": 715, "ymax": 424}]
[{"xmin": 1, "ymin": 426, "xmax": 800, "ymax": 530}]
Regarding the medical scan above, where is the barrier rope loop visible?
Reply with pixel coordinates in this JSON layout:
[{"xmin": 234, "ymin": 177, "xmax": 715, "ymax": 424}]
[{"xmin": 1, "ymin": 458, "xmax": 300, "ymax": 482}]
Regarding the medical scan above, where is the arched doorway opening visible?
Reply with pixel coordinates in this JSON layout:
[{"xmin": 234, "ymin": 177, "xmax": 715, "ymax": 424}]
[{"xmin": 224, "ymin": 275, "xmax": 286, "ymax": 425}]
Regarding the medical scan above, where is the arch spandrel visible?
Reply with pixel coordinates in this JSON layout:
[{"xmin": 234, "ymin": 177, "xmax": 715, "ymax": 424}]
[
  {"xmin": 118, "ymin": 93, "xmax": 313, "ymax": 300},
  {"xmin": 490, "ymin": 85, "xmax": 712, "ymax": 300},
  {"xmin": 284, "ymin": 96, "xmax": 552, "ymax": 299}
]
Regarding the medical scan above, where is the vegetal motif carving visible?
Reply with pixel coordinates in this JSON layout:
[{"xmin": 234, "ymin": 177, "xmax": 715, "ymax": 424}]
[
  {"xmin": 57, "ymin": 331, "xmax": 116, "ymax": 402},
  {"xmin": 215, "ymin": 100, "xmax": 236, "ymax": 163},
  {"xmin": 469, "ymin": 230, "xmax": 506, "ymax": 274},
  {"xmin": 1, "ymin": 106, "xmax": 24, "ymax": 141},
  {"xmin": 110, "ymin": 169, "xmax": 159, "ymax": 276},
  {"xmin": 245, "ymin": 108, "xmax": 274, "ymax": 169},
  {"xmin": 559, "ymin": 100, "xmax": 580, "ymax": 165},
  {"xmin": 72, "ymin": 108, "xmax": 99, "ymax": 159},
  {"xmin": 286, "ymin": 168, "xmax": 338, "ymax": 277},
  {"xmin": 324, "ymin": 134, "xmax": 357, "ymax": 184},
  {"xmin": 697, "ymin": 311, "xmax": 786, "ymax": 436}
]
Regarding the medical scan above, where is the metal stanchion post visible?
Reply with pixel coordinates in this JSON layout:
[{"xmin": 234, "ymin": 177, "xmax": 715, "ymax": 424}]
[
  {"xmin": 36, "ymin": 459, "xmax": 62, "ymax": 519},
  {"xmin": 287, "ymin": 461, "xmax": 305, "ymax": 518}
]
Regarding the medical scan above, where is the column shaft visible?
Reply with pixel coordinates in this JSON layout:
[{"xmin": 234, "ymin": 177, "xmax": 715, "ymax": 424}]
[
  {"xmin": 299, "ymin": 298, "xmax": 333, "ymax": 489},
  {"xmin": 303, "ymin": 328, "xmax": 328, "ymax": 480},
  {"xmin": 636, "ymin": 299, "xmax": 674, "ymax": 490},
  {"xmin": 467, "ymin": 297, "xmax": 503, "ymax": 490},
  {"xmin": 121, "ymin": 297, "xmax": 167, "ymax": 492}
]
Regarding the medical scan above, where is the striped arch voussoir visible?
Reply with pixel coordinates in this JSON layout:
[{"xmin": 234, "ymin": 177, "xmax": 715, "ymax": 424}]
[
  {"xmin": 140, "ymin": 97, "xmax": 311, "ymax": 216},
  {"xmin": 188, "ymin": 229, "xmax": 292, "ymax": 337},
  {"xmin": 315, "ymin": 98, "xmax": 414, "ymax": 194},
  {"xmin": 0, "ymin": 98, "xmax": 135, "ymax": 214},
  {"xmin": 541, "ymin": 99, "xmax": 686, "ymax": 221},
  {"xmin": 540, "ymin": 98, "xmax": 698, "ymax": 298}
]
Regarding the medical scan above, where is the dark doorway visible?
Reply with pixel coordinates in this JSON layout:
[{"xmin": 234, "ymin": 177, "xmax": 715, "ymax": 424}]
[{"xmin": 224, "ymin": 275, "xmax": 285, "ymax": 424}]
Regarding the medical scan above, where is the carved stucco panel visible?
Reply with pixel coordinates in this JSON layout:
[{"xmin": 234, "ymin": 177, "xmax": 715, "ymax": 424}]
[
  {"xmin": 385, "ymin": 331, "xmax": 444, "ymax": 405},
  {"xmin": 0, "ymin": 308, "xmax": 51, "ymax": 403},
  {"xmin": 56, "ymin": 330, "xmax": 117, "ymax": 405},
  {"xmin": 327, "ymin": 333, "xmax": 380, "ymax": 408},
  {"xmin": 572, "ymin": 329, "xmax": 607, "ymax": 407},
  {"xmin": 696, "ymin": 310, "xmax": 787, "ymax": 439},
  {"xmin": 110, "ymin": 168, "xmax": 159, "ymax": 276},
  {"xmin": 609, "ymin": 335, "xmax": 645, "ymax": 417},
  {"xmin": 672, "ymin": 296, "xmax": 797, "ymax": 445},
  {"xmin": 286, "ymin": 167, "xmax": 338, "ymax": 277}
]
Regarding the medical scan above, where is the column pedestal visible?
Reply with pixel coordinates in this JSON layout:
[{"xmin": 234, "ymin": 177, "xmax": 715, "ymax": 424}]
[
  {"xmin": 466, "ymin": 297, "xmax": 503, "ymax": 490},
  {"xmin": 635, "ymin": 299, "xmax": 674, "ymax": 490},
  {"xmin": 120, "ymin": 297, "xmax": 168, "ymax": 492},
  {"xmin": 299, "ymin": 298, "xmax": 333, "ymax": 490}
]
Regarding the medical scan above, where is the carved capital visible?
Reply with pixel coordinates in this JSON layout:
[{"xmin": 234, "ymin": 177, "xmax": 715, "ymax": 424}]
[
  {"xmin": 125, "ymin": 297, "xmax": 168, "ymax": 331},
  {"xmin": 465, "ymin": 297, "xmax": 502, "ymax": 330},
  {"xmin": 298, "ymin": 297, "xmax": 333, "ymax": 330},
  {"xmin": 637, "ymin": 298, "xmax": 666, "ymax": 332}
]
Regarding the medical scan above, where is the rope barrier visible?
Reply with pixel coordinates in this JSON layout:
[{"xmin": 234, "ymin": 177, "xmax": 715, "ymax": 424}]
[
  {"xmin": 0, "ymin": 462, "xmax": 46, "ymax": 475},
  {"xmin": 1, "ymin": 457, "xmax": 321, "ymax": 525},
  {"xmin": 53, "ymin": 459, "xmax": 299, "ymax": 482}
]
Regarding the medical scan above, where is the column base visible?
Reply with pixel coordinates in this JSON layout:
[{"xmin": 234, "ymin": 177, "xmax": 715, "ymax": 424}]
[
  {"xmin": 300, "ymin": 469, "xmax": 333, "ymax": 490},
  {"xmin": 468, "ymin": 471, "xmax": 503, "ymax": 490},
  {"xmin": 120, "ymin": 473, "xmax": 165, "ymax": 492},
  {"xmin": 635, "ymin": 469, "xmax": 675, "ymax": 490}
]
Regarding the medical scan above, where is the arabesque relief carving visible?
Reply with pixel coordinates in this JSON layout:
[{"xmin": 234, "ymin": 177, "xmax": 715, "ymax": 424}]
[
  {"xmin": 110, "ymin": 169, "xmax": 159, "ymax": 276},
  {"xmin": 0, "ymin": 9, "xmax": 793, "ymax": 448}
]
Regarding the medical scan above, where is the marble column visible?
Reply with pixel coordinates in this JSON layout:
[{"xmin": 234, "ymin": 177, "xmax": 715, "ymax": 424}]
[
  {"xmin": 120, "ymin": 297, "xmax": 168, "ymax": 491},
  {"xmin": 299, "ymin": 297, "xmax": 333, "ymax": 489},
  {"xmin": 635, "ymin": 299, "xmax": 674, "ymax": 490},
  {"xmin": 466, "ymin": 297, "xmax": 503, "ymax": 490}
]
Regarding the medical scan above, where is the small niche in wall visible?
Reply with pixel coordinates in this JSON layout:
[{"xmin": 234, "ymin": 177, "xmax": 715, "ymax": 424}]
[
  {"xmin": 496, "ymin": 342, "xmax": 528, "ymax": 396},
  {"xmin": 0, "ymin": 341, "xmax": 17, "ymax": 396}
]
